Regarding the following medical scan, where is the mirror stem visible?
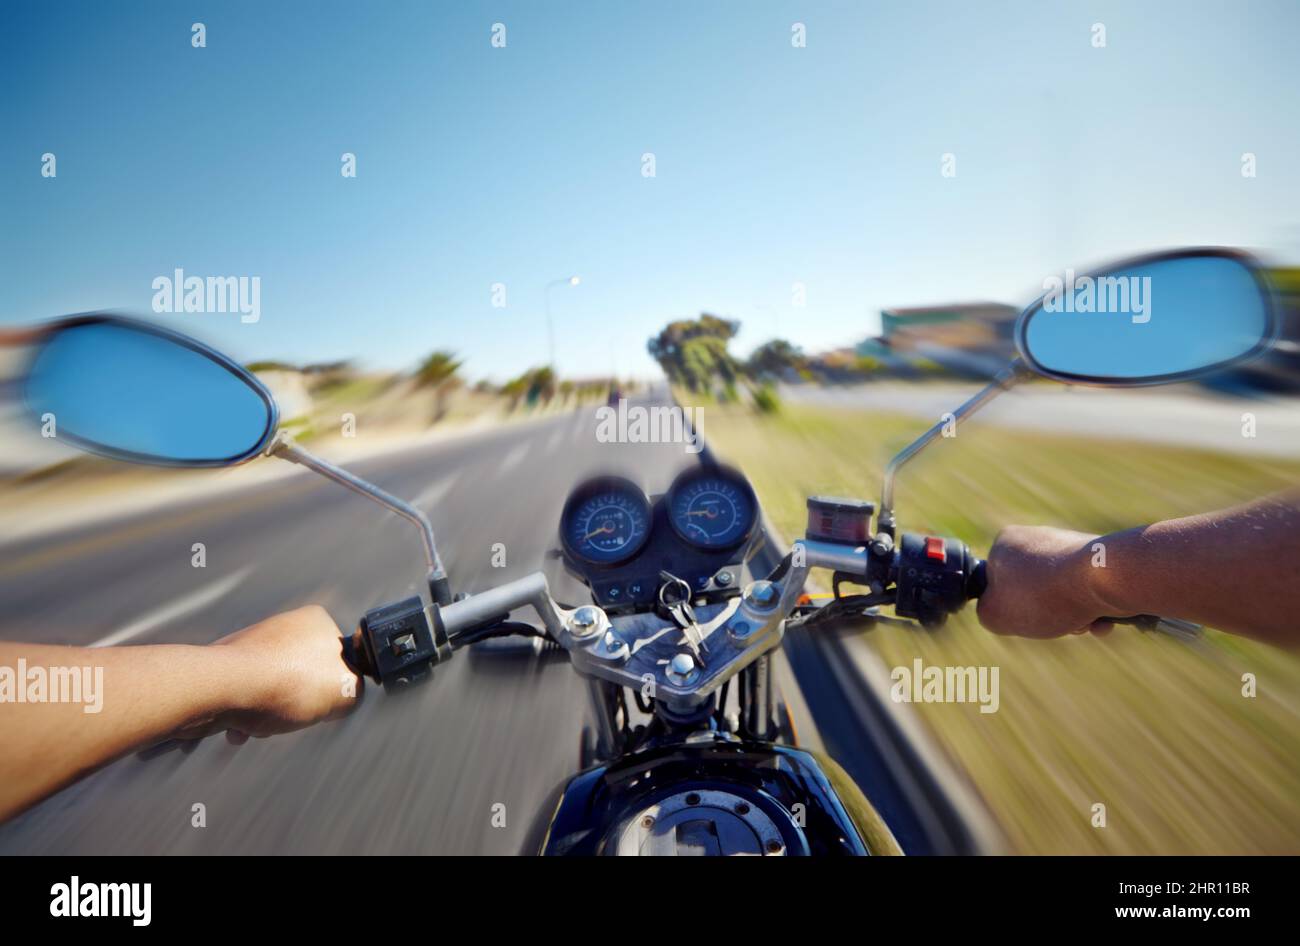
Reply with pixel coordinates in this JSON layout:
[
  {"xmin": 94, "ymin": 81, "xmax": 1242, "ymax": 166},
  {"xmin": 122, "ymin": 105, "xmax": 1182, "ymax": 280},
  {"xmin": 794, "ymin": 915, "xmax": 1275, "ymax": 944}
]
[
  {"xmin": 877, "ymin": 359, "xmax": 1030, "ymax": 537},
  {"xmin": 267, "ymin": 434, "xmax": 452, "ymax": 605}
]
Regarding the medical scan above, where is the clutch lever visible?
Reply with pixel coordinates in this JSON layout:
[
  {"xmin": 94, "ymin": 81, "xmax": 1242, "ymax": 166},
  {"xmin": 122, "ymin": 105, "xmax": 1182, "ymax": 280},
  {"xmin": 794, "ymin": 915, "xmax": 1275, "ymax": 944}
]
[{"xmin": 136, "ymin": 737, "xmax": 200, "ymax": 759}]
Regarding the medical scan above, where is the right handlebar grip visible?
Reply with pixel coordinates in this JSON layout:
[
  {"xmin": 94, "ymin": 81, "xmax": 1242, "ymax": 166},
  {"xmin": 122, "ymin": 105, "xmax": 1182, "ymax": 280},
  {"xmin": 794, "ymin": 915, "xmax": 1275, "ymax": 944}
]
[{"xmin": 966, "ymin": 558, "xmax": 987, "ymax": 599}]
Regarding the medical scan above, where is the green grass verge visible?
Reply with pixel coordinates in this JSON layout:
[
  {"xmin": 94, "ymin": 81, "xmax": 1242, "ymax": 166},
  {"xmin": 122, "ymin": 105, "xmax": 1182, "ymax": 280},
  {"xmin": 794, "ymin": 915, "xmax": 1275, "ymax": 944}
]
[{"xmin": 689, "ymin": 394, "xmax": 1300, "ymax": 854}]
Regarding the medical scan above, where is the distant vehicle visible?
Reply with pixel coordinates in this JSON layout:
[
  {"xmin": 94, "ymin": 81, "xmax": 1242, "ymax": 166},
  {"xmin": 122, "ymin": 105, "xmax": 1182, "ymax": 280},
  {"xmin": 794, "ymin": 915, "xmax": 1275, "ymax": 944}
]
[{"xmin": 607, "ymin": 387, "xmax": 621, "ymax": 407}]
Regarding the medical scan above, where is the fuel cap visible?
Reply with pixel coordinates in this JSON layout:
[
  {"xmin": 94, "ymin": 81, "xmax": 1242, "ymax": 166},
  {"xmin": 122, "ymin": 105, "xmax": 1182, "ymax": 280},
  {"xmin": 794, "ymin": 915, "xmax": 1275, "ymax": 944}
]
[{"xmin": 614, "ymin": 790, "xmax": 788, "ymax": 856}]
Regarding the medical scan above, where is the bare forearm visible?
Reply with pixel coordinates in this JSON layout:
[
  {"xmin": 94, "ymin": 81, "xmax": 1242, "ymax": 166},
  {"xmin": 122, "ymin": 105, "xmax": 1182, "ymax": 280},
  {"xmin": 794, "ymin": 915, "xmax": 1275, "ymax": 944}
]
[
  {"xmin": 0, "ymin": 642, "xmax": 252, "ymax": 821},
  {"xmin": 1089, "ymin": 492, "xmax": 1300, "ymax": 648}
]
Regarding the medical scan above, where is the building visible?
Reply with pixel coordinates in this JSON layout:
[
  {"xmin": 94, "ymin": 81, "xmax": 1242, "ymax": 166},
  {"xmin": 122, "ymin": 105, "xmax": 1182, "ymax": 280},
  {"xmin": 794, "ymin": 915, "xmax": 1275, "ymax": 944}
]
[{"xmin": 861, "ymin": 302, "xmax": 1021, "ymax": 378}]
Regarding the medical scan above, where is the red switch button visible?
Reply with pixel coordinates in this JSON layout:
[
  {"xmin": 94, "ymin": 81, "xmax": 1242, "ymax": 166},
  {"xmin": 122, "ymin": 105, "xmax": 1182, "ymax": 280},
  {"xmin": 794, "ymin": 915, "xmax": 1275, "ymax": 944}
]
[{"xmin": 925, "ymin": 536, "xmax": 947, "ymax": 562}]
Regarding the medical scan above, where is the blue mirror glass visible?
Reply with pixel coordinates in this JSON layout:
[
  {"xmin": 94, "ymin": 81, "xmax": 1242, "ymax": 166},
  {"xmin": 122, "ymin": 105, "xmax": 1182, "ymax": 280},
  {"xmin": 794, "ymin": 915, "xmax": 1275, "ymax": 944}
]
[
  {"xmin": 25, "ymin": 317, "xmax": 277, "ymax": 466},
  {"xmin": 1018, "ymin": 250, "xmax": 1274, "ymax": 385}
]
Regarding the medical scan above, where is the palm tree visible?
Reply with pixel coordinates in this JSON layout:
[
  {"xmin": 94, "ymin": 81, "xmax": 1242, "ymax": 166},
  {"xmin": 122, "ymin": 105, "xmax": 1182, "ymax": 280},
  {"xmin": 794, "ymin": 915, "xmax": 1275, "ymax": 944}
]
[{"xmin": 415, "ymin": 350, "xmax": 463, "ymax": 423}]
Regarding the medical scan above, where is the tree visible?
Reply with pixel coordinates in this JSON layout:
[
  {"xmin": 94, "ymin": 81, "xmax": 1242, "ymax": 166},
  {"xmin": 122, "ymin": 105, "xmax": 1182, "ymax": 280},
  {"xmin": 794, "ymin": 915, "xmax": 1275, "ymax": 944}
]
[
  {"xmin": 415, "ymin": 351, "xmax": 462, "ymax": 387},
  {"xmin": 647, "ymin": 314, "xmax": 742, "ymax": 391},
  {"xmin": 500, "ymin": 366, "xmax": 556, "ymax": 410},
  {"xmin": 746, "ymin": 338, "xmax": 805, "ymax": 380},
  {"xmin": 414, "ymin": 350, "xmax": 463, "ymax": 423}
]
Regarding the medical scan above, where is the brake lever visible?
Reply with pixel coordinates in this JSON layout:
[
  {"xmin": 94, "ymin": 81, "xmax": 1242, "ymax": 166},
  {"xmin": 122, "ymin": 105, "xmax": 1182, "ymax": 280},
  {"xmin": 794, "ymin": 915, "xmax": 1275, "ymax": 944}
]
[{"xmin": 1104, "ymin": 614, "xmax": 1203, "ymax": 642}]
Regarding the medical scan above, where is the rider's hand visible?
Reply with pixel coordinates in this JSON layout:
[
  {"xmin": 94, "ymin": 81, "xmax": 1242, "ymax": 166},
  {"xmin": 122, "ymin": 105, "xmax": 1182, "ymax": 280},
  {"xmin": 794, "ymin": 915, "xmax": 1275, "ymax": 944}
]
[
  {"xmin": 180, "ymin": 605, "xmax": 363, "ymax": 744},
  {"xmin": 976, "ymin": 526, "xmax": 1115, "ymax": 639},
  {"xmin": 0, "ymin": 606, "xmax": 363, "ymax": 820}
]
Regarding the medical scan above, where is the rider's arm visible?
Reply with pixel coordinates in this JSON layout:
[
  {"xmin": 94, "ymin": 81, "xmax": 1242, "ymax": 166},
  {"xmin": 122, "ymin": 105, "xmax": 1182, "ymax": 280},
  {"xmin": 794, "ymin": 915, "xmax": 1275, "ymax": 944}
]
[
  {"xmin": 977, "ymin": 491, "xmax": 1300, "ymax": 648},
  {"xmin": 0, "ymin": 605, "xmax": 361, "ymax": 822}
]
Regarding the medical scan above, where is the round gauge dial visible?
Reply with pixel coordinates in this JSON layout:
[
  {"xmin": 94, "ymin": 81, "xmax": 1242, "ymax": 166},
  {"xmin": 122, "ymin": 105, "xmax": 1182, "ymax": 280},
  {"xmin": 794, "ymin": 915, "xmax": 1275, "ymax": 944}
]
[
  {"xmin": 560, "ymin": 477, "xmax": 652, "ymax": 566},
  {"xmin": 667, "ymin": 467, "xmax": 757, "ymax": 550}
]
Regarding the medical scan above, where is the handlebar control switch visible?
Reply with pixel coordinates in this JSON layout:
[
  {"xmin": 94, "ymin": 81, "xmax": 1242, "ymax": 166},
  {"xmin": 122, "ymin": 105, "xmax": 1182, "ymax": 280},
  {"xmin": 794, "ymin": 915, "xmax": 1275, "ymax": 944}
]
[
  {"xmin": 358, "ymin": 596, "xmax": 448, "ymax": 690},
  {"xmin": 894, "ymin": 534, "xmax": 977, "ymax": 628}
]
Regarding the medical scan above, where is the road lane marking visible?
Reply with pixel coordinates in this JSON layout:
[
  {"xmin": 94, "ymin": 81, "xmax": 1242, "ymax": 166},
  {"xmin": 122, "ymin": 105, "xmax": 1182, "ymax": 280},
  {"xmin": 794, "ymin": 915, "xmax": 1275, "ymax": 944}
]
[
  {"xmin": 544, "ymin": 427, "xmax": 565, "ymax": 454},
  {"xmin": 494, "ymin": 443, "xmax": 531, "ymax": 477},
  {"xmin": 413, "ymin": 472, "xmax": 461, "ymax": 510},
  {"xmin": 90, "ymin": 566, "xmax": 254, "ymax": 648}
]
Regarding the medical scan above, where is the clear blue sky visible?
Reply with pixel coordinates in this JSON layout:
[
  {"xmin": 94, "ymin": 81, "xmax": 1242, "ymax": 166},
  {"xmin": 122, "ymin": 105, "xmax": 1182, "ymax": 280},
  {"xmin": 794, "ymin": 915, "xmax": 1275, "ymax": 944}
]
[{"xmin": 3, "ymin": 0, "xmax": 1298, "ymax": 381}]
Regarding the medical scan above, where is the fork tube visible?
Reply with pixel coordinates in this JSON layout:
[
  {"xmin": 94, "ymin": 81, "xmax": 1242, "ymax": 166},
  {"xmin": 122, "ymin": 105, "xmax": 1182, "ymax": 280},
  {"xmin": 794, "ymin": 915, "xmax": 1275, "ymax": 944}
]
[
  {"xmin": 745, "ymin": 656, "xmax": 773, "ymax": 739},
  {"xmin": 586, "ymin": 679, "xmax": 619, "ymax": 761}
]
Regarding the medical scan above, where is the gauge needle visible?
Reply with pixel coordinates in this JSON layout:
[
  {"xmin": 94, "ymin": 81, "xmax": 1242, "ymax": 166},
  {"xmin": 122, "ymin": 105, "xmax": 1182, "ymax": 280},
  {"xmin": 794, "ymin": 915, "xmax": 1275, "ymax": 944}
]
[
  {"xmin": 585, "ymin": 522, "xmax": 615, "ymax": 539},
  {"xmin": 689, "ymin": 508, "xmax": 719, "ymax": 518}
]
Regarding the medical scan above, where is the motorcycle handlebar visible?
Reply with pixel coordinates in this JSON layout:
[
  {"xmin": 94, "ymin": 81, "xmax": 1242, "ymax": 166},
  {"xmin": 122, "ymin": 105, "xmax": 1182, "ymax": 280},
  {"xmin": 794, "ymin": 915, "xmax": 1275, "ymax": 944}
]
[
  {"xmin": 354, "ymin": 572, "xmax": 569, "ymax": 689},
  {"xmin": 439, "ymin": 572, "xmax": 556, "ymax": 638},
  {"xmin": 352, "ymin": 537, "xmax": 1200, "ymax": 691}
]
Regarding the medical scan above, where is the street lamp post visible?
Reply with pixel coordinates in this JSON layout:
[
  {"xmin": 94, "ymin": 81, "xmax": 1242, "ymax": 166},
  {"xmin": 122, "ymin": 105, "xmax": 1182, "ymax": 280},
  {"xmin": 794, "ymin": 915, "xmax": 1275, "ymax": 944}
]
[{"xmin": 545, "ymin": 275, "xmax": 581, "ymax": 374}]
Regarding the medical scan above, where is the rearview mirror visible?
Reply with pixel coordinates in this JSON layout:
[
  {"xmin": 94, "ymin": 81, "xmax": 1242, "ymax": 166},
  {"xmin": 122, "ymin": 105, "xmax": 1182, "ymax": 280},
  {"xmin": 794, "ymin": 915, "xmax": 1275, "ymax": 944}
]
[
  {"xmin": 1016, "ymin": 249, "xmax": 1275, "ymax": 385},
  {"xmin": 24, "ymin": 315, "xmax": 278, "ymax": 466}
]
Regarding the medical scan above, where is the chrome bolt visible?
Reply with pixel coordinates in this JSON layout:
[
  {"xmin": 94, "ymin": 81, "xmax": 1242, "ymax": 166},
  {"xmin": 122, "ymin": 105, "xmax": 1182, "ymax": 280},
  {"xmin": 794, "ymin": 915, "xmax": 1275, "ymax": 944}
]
[
  {"xmin": 743, "ymin": 580, "xmax": 779, "ymax": 611},
  {"xmin": 666, "ymin": 652, "xmax": 698, "ymax": 685},
  {"xmin": 569, "ymin": 605, "xmax": 602, "ymax": 638},
  {"xmin": 598, "ymin": 629, "xmax": 627, "ymax": 662},
  {"xmin": 715, "ymin": 570, "xmax": 734, "ymax": 587}
]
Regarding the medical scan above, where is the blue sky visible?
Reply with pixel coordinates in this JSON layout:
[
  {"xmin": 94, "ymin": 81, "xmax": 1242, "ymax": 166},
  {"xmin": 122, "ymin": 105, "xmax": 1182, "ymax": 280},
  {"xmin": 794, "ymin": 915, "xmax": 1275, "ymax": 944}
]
[{"xmin": 3, "ymin": 0, "xmax": 1298, "ymax": 381}]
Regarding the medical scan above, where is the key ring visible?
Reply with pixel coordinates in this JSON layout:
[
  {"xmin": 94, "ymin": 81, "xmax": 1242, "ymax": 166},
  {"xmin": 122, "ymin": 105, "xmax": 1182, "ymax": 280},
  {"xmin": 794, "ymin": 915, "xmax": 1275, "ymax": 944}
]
[{"xmin": 657, "ymin": 570, "xmax": 692, "ymax": 610}]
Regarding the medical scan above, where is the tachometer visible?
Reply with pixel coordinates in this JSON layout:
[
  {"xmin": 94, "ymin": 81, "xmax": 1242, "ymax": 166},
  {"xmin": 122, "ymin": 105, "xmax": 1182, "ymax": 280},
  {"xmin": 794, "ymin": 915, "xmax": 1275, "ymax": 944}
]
[
  {"xmin": 560, "ymin": 477, "xmax": 653, "ymax": 566},
  {"xmin": 667, "ymin": 466, "xmax": 757, "ymax": 550}
]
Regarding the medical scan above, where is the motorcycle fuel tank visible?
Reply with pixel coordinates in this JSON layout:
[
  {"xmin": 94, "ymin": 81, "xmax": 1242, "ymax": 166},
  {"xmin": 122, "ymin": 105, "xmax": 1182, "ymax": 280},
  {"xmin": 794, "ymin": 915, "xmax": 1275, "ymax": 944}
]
[{"xmin": 533, "ymin": 735, "xmax": 889, "ymax": 856}]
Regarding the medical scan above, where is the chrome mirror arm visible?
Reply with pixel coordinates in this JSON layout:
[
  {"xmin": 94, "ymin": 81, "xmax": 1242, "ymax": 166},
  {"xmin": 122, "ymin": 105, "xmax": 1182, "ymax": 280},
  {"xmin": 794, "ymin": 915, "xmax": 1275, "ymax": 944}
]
[
  {"xmin": 266, "ymin": 432, "xmax": 452, "ymax": 604},
  {"xmin": 877, "ymin": 359, "xmax": 1030, "ymax": 537}
]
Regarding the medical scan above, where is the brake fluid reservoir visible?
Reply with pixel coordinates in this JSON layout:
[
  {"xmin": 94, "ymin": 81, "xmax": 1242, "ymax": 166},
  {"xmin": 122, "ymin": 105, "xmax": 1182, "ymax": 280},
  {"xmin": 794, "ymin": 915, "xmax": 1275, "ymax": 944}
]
[{"xmin": 805, "ymin": 496, "xmax": 874, "ymax": 545}]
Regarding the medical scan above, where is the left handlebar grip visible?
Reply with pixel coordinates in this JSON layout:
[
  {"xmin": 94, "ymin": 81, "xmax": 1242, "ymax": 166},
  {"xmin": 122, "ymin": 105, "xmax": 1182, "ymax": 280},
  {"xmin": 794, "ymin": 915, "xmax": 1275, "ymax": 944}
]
[{"xmin": 341, "ymin": 627, "xmax": 376, "ymax": 679}]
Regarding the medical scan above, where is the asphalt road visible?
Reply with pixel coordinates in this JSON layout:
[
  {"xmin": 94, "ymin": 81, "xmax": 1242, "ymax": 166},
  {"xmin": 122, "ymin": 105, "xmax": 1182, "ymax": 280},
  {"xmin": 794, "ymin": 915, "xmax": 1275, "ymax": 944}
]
[{"xmin": 0, "ymin": 393, "xmax": 709, "ymax": 854}]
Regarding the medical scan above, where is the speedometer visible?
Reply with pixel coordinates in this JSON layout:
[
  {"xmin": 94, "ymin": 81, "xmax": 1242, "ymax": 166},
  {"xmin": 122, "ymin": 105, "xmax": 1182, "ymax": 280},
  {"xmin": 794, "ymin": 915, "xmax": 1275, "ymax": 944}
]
[
  {"xmin": 667, "ymin": 466, "xmax": 757, "ymax": 550},
  {"xmin": 560, "ymin": 477, "xmax": 653, "ymax": 566}
]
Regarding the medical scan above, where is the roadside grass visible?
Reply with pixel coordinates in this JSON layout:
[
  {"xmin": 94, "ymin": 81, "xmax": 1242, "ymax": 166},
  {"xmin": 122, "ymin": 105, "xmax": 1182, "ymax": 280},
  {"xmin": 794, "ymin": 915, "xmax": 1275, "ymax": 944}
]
[{"xmin": 690, "ymin": 394, "xmax": 1300, "ymax": 854}]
